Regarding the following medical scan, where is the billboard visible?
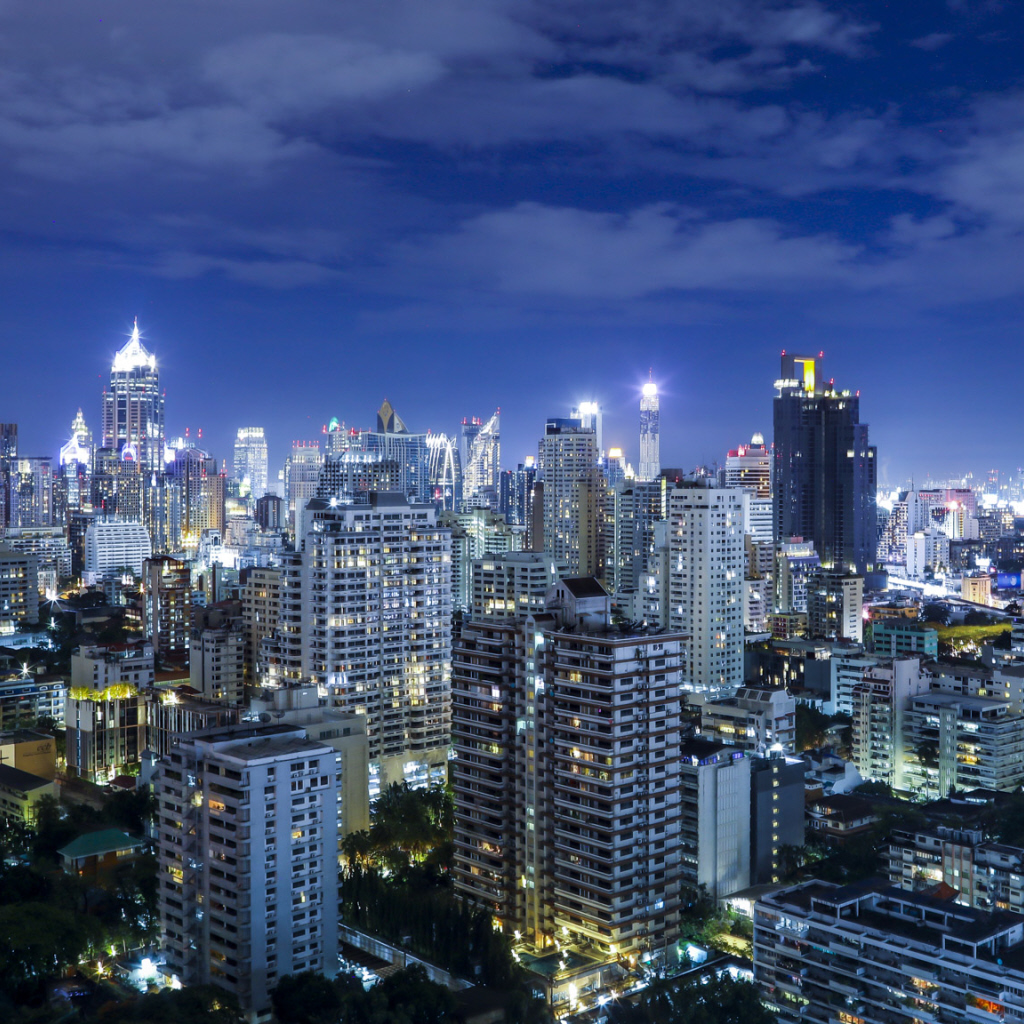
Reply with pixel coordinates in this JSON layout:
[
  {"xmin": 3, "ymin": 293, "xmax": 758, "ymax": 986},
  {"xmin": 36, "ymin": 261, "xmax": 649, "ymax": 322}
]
[{"xmin": 996, "ymin": 572, "xmax": 1022, "ymax": 590}]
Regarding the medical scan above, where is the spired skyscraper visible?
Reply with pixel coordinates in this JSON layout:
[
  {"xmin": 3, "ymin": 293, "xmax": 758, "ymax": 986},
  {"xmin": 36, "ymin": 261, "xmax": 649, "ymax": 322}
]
[
  {"xmin": 773, "ymin": 352, "xmax": 876, "ymax": 575},
  {"xmin": 102, "ymin": 319, "xmax": 165, "ymax": 474},
  {"xmin": 638, "ymin": 375, "xmax": 660, "ymax": 481}
]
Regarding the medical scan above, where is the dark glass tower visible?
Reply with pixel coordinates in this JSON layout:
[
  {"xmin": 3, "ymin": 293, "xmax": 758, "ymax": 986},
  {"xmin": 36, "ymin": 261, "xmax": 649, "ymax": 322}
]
[{"xmin": 773, "ymin": 353, "xmax": 876, "ymax": 574}]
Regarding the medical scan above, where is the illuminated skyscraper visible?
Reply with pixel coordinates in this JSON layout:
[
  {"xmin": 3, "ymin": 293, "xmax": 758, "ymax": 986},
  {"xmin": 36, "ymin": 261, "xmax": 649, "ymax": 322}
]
[
  {"xmin": 639, "ymin": 377, "xmax": 660, "ymax": 481},
  {"xmin": 461, "ymin": 410, "xmax": 500, "ymax": 509},
  {"xmin": 725, "ymin": 433, "xmax": 771, "ymax": 498},
  {"xmin": 773, "ymin": 353, "xmax": 876, "ymax": 574},
  {"xmin": 102, "ymin": 319, "xmax": 165, "ymax": 474},
  {"xmin": 233, "ymin": 427, "xmax": 268, "ymax": 500},
  {"xmin": 538, "ymin": 417, "xmax": 603, "ymax": 577},
  {"xmin": 571, "ymin": 401, "xmax": 603, "ymax": 456},
  {"xmin": 58, "ymin": 409, "xmax": 94, "ymax": 516}
]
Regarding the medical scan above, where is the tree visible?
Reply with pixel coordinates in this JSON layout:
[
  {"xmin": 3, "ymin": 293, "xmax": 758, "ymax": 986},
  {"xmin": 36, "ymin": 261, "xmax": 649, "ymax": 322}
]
[
  {"xmin": 0, "ymin": 902, "xmax": 100, "ymax": 998},
  {"xmin": 271, "ymin": 971, "xmax": 342, "ymax": 1024},
  {"xmin": 91, "ymin": 985, "xmax": 241, "ymax": 1023},
  {"xmin": 608, "ymin": 972, "xmax": 776, "ymax": 1024}
]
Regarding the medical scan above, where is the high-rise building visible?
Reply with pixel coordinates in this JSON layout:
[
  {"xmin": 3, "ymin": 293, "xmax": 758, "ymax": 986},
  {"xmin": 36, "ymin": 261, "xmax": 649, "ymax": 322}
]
[
  {"xmin": 190, "ymin": 603, "xmax": 245, "ymax": 704},
  {"xmin": 461, "ymin": 410, "xmax": 500, "ymax": 509},
  {"xmin": 571, "ymin": 401, "xmax": 603, "ymax": 456},
  {"xmin": 0, "ymin": 423, "xmax": 16, "ymax": 529},
  {"xmin": 638, "ymin": 379, "xmax": 660, "ymax": 482},
  {"xmin": 668, "ymin": 481, "xmax": 745, "ymax": 694},
  {"xmin": 155, "ymin": 724, "xmax": 341, "ymax": 1018},
  {"xmin": 240, "ymin": 567, "xmax": 282, "ymax": 681},
  {"xmin": 426, "ymin": 434, "xmax": 461, "ymax": 512},
  {"xmin": 773, "ymin": 353, "xmax": 876, "ymax": 573},
  {"xmin": 83, "ymin": 519, "xmax": 153, "ymax": 584},
  {"xmin": 168, "ymin": 446, "xmax": 225, "ymax": 547},
  {"xmin": 233, "ymin": 427, "xmax": 268, "ymax": 501},
  {"xmin": 452, "ymin": 579, "xmax": 688, "ymax": 961},
  {"xmin": 301, "ymin": 493, "xmax": 452, "ymax": 792},
  {"xmin": 0, "ymin": 545, "xmax": 39, "ymax": 627},
  {"xmin": 284, "ymin": 441, "xmax": 322, "ymax": 540},
  {"xmin": 57, "ymin": 409, "xmax": 94, "ymax": 517},
  {"xmin": 538, "ymin": 417, "xmax": 604, "ymax": 578},
  {"xmin": 469, "ymin": 551, "xmax": 567, "ymax": 621},
  {"xmin": 143, "ymin": 556, "xmax": 192, "ymax": 665},
  {"xmin": 102, "ymin": 320, "xmax": 165, "ymax": 474},
  {"xmin": 806, "ymin": 569, "xmax": 864, "ymax": 643},
  {"xmin": 725, "ymin": 433, "xmax": 771, "ymax": 498},
  {"xmin": 9, "ymin": 456, "xmax": 53, "ymax": 528}
]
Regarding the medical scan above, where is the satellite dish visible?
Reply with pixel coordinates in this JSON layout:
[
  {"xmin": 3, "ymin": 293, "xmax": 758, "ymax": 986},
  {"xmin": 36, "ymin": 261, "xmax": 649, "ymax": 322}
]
[{"xmin": 258, "ymin": 712, "xmax": 272, "ymax": 723}]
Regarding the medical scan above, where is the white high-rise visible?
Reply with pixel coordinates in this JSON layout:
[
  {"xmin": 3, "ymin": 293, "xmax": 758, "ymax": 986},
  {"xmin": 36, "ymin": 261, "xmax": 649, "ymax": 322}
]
[
  {"xmin": 461, "ymin": 410, "xmax": 500, "ymax": 508},
  {"xmin": 301, "ymin": 493, "xmax": 452, "ymax": 792},
  {"xmin": 638, "ymin": 378, "xmax": 660, "ymax": 481},
  {"xmin": 233, "ymin": 427, "xmax": 268, "ymax": 500},
  {"xmin": 668, "ymin": 481, "xmax": 745, "ymax": 694},
  {"xmin": 83, "ymin": 519, "xmax": 153, "ymax": 583}
]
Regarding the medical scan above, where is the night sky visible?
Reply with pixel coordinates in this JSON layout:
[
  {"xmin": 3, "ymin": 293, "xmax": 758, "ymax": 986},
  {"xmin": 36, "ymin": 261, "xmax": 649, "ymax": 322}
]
[{"xmin": 2, "ymin": 1, "xmax": 1023, "ymax": 489}]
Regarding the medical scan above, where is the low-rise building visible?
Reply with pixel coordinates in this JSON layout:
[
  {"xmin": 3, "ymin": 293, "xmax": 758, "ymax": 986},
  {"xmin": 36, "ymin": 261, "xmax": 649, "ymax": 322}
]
[
  {"xmin": 755, "ymin": 879, "xmax": 1024, "ymax": 1024},
  {"xmin": 872, "ymin": 618, "xmax": 939, "ymax": 659},
  {"xmin": 0, "ymin": 763, "xmax": 57, "ymax": 823},
  {"xmin": 58, "ymin": 828, "xmax": 146, "ymax": 877},
  {"xmin": 690, "ymin": 685, "xmax": 797, "ymax": 753}
]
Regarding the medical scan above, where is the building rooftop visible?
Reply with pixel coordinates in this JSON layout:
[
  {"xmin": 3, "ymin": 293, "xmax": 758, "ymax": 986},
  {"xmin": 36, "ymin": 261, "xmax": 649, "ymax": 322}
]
[
  {"xmin": 559, "ymin": 577, "xmax": 609, "ymax": 599},
  {"xmin": 0, "ymin": 763, "xmax": 54, "ymax": 792},
  {"xmin": 57, "ymin": 828, "xmax": 144, "ymax": 861}
]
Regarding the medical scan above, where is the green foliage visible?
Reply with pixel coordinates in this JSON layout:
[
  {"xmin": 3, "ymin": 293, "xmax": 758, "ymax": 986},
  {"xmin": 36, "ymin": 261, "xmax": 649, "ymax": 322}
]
[
  {"xmin": 344, "ymin": 783, "xmax": 454, "ymax": 873},
  {"xmin": 32, "ymin": 788, "xmax": 155, "ymax": 862},
  {"xmin": 0, "ymin": 901, "xmax": 102, "ymax": 998},
  {"xmin": 607, "ymin": 972, "xmax": 776, "ymax": 1024},
  {"xmin": 89, "ymin": 984, "xmax": 241, "ymax": 1023},
  {"xmin": 339, "ymin": 865, "xmax": 519, "ymax": 989},
  {"xmin": 981, "ymin": 791, "xmax": 1024, "ymax": 846},
  {"xmin": 274, "ymin": 965, "xmax": 457, "ymax": 1024}
]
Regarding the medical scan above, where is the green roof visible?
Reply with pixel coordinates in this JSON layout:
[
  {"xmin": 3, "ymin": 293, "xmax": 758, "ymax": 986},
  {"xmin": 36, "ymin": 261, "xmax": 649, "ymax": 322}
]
[{"xmin": 58, "ymin": 828, "xmax": 144, "ymax": 861}]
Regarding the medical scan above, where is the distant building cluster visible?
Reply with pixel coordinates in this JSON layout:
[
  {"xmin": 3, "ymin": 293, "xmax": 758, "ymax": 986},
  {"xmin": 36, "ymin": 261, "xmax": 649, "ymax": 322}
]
[{"xmin": 11, "ymin": 328, "xmax": 1024, "ymax": 1021}]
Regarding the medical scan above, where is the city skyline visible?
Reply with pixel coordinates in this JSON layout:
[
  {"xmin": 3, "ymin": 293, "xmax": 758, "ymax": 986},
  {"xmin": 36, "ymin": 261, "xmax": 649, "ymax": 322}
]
[
  {"xmin": 5, "ymin": 318, "xmax": 1021, "ymax": 496},
  {"xmin": 1, "ymin": 2, "xmax": 1023, "ymax": 487}
]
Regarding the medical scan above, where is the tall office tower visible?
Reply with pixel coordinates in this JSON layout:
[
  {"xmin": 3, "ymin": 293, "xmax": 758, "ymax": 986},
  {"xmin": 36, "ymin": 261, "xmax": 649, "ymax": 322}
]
[
  {"xmin": 56, "ymin": 409, "xmax": 94, "ymax": 521},
  {"xmin": 668, "ymin": 480, "xmax": 745, "ymax": 694},
  {"xmin": 0, "ymin": 423, "xmax": 16, "ymax": 528},
  {"xmin": 155, "ymin": 724, "xmax": 341, "ymax": 1018},
  {"xmin": 102, "ymin": 319, "xmax": 165, "ymax": 474},
  {"xmin": 255, "ymin": 494, "xmax": 283, "ymax": 531},
  {"xmin": 233, "ymin": 427, "xmax": 268, "ymax": 501},
  {"xmin": 725, "ymin": 433, "xmax": 771, "ymax": 497},
  {"xmin": 143, "ymin": 556, "xmax": 192, "ymax": 665},
  {"xmin": 878, "ymin": 493, "xmax": 909, "ymax": 565},
  {"xmin": 301, "ymin": 493, "xmax": 452, "ymax": 793},
  {"xmin": 638, "ymin": 378, "xmax": 660, "ymax": 481},
  {"xmin": 169, "ymin": 447, "xmax": 224, "ymax": 547},
  {"xmin": 538, "ymin": 417, "xmax": 604, "ymax": 578},
  {"xmin": 8, "ymin": 457, "xmax": 53, "ymax": 528},
  {"xmin": 426, "ymin": 434, "xmax": 461, "ymax": 512},
  {"xmin": 461, "ymin": 410, "xmax": 500, "ymax": 509},
  {"xmin": 501, "ymin": 458, "xmax": 537, "ymax": 528},
  {"xmin": 452, "ymin": 579, "xmax": 687, "ymax": 961},
  {"xmin": 285, "ymin": 441, "xmax": 322, "ymax": 540},
  {"xmin": 773, "ymin": 353, "xmax": 876, "ymax": 573}
]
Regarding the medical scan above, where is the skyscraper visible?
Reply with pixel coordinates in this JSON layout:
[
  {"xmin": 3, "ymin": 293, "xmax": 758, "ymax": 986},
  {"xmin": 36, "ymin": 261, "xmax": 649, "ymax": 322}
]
[
  {"xmin": 668, "ymin": 480, "xmax": 745, "ymax": 694},
  {"xmin": 538, "ymin": 417, "xmax": 604, "ymax": 577},
  {"xmin": 233, "ymin": 427, "xmax": 268, "ymax": 500},
  {"xmin": 461, "ymin": 410, "xmax": 500, "ymax": 509},
  {"xmin": 638, "ymin": 378, "xmax": 660, "ymax": 481},
  {"xmin": 773, "ymin": 353, "xmax": 876, "ymax": 574},
  {"xmin": 725, "ymin": 433, "xmax": 771, "ymax": 497},
  {"xmin": 301, "ymin": 493, "xmax": 452, "ymax": 792},
  {"xmin": 102, "ymin": 319, "xmax": 165, "ymax": 474}
]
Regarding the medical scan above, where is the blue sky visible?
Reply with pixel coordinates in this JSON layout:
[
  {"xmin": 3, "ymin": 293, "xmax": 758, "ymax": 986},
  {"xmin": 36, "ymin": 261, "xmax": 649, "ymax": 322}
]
[{"xmin": 1, "ymin": 0, "xmax": 1023, "ymax": 488}]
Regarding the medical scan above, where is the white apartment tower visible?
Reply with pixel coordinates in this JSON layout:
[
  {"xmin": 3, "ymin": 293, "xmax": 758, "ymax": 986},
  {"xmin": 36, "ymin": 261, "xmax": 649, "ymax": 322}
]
[
  {"xmin": 301, "ymin": 493, "xmax": 452, "ymax": 792},
  {"xmin": 461, "ymin": 410, "xmax": 500, "ymax": 508},
  {"xmin": 668, "ymin": 481, "xmax": 745, "ymax": 694},
  {"xmin": 538, "ymin": 417, "xmax": 603, "ymax": 578},
  {"xmin": 83, "ymin": 519, "xmax": 152, "ymax": 584},
  {"xmin": 234, "ymin": 427, "xmax": 269, "ymax": 501},
  {"xmin": 638, "ymin": 379, "xmax": 660, "ymax": 482},
  {"xmin": 155, "ymin": 724, "xmax": 340, "ymax": 1021}
]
